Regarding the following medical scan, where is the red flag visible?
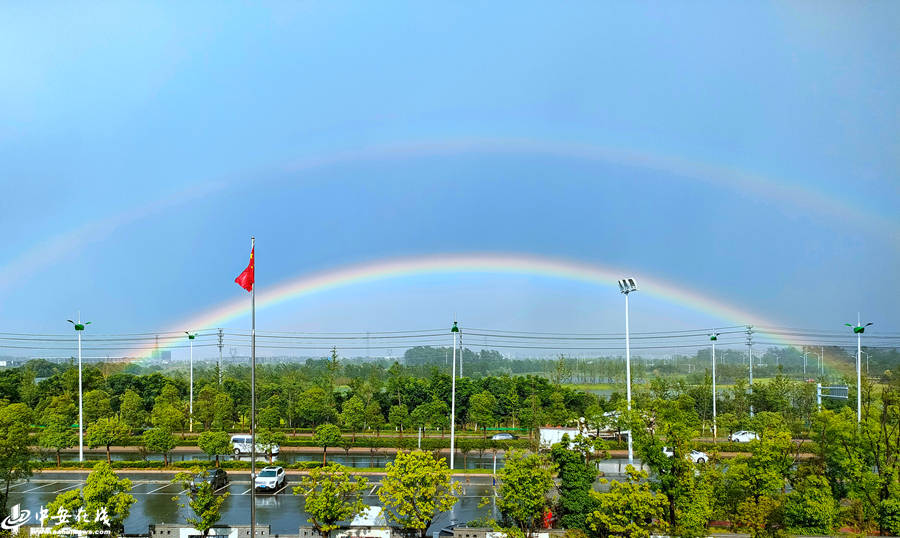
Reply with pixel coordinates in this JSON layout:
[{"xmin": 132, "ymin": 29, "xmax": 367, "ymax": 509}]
[{"xmin": 235, "ymin": 247, "xmax": 254, "ymax": 292}]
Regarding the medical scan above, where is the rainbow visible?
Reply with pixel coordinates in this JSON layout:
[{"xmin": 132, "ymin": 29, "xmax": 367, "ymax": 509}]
[
  {"xmin": 1, "ymin": 138, "xmax": 895, "ymax": 299},
  {"xmin": 127, "ymin": 252, "xmax": 806, "ymax": 361}
]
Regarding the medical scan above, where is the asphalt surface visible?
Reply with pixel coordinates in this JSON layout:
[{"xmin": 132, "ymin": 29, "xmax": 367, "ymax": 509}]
[
  {"xmin": 8, "ymin": 459, "xmax": 649, "ymax": 535},
  {"xmin": 7, "ymin": 471, "xmax": 505, "ymax": 535}
]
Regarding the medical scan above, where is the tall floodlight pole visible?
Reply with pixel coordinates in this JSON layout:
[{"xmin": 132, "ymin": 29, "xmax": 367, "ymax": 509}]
[
  {"xmin": 845, "ymin": 316, "xmax": 872, "ymax": 424},
  {"xmin": 185, "ymin": 332, "xmax": 196, "ymax": 432},
  {"xmin": 67, "ymin": 316, "xmax": 91, "ymax": 462},
  {"xmin": 746, "ymin": 326, "xmax": 754, "ymax": 417},
  {"xmin": 450, "ymin": 321, "xmax": 459, "ymax": 471},
  {"xmin": 709, "ymin": 332, "xmax": 720, "ymax": 439},
  {"xmin": 617, "ymin": 278, "xmax": 637, "ymax": 465}
]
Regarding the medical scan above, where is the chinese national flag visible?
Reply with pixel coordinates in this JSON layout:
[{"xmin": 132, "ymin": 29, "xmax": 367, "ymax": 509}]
[{"xmin": 235, "ymin": 247, "xmax": 254, "ymax": 292}]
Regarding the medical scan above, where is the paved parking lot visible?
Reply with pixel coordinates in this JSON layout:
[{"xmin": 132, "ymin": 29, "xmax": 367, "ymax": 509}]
[{"xmin": 7, "ymin": 473, "xmax": 496, "ymax": 534}]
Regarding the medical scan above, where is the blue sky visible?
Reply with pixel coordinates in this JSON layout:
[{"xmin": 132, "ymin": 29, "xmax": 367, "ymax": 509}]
[{"xmin": 1, "ymin": 2, "xmax": 897, "ymax": 355}]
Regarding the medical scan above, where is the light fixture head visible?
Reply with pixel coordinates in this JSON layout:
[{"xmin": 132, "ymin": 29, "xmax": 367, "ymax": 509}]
[
  {"xmin": 618, "ymin": 278, "xmax": 638, "ymax": 294},
  {"xmin": 68, "ymin": 319, "xmax": 88, "ymax": 331},
  {"xmin": 451, "ymin": 321, "xmax": 459, "ymax": 333}
]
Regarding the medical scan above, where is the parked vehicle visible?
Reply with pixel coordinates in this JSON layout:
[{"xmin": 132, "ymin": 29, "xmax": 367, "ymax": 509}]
[
  {"xmin": 662, "ymin": 447, "xmax": 708, "ymax": 464},
  {"xmin": 729, "ymin": 430, "xmax": 760, "ymax": 443},
  {"xmin": 254, "ymin": 466, "xmax": 286, "ymax": 492},
  {"xmin": 491, "ymin": 433, "xmax": 517, "ymax": 441},
  {"xmin": 191, "ymin": 468, "xmax": 228, "ymax": 492},
  {"xmin": 231, "ymin": 435, "xmax": 280, "ymax": 456}
]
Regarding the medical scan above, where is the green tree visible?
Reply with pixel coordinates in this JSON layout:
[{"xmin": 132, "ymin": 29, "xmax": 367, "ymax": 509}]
[
  {"xmin": 45, "ymin": 461, "xmax": 136, "ymax": 535},
  {"xmin": 295, "ymin": 386, "xmax": 336, "ymax": 427},
  {"xmin": 365, "ymin": 400, "xmax": 384, "ymax": 436},
  {"xmin": 495, "ymin": 449, "xmax": 556, "ymax": 537},
  {"xmin": 782, "ymin": 475, "xmax": 838, "ymax": 535},
  {"xmin": 312, "ymin": 424, "xmax": 342, "ymax": 465},
  {"xmin": 256, "ymin": 428, "xmax": 287, "ymax": 464},
  {"xmin": 519, "ymin": 393, "xmax": 544, "ymax": 441},
  {"xmin": 86, "ymin": 416, "xmax": 132, "ymax": 464},
  {"xmin": 378, "ymin": 450, "xmax": 460, "ymax": 538},
  {"xmin": 388, "ymin": 404, "xmax": 409, "ymax": 437},
  {"xmin": 151, "ymin": 401, "xmax": 187, "ymax": 438},
  {"xmin": 468, "ymin": 390, "xmax": 498, "ymax": 440},
  {"xmin": 83, "ymin": 389, "xmax": 113, "ymax": 423},
  {"xmin": 172, "ymin": 467, "xmax": 230, "ymax": 537},
  {"xmin": 142, "ymin": 427, "xmax": 177, "ymax": 466},
  {"xmin": 0, "ymin": 401, "xmax": 33, "ymax": 524},
  {"xmin": 293, "ymin": 463, "xmax": 369, "ymax": 538},
  {"xmin": 340, "ymin": 395, "xmax": 366, "ymax": 442},
  {"xmin": 587, "ymin": 466, "xmax": 670, "ymax": 538},
  {"xmin": 119, "ymin": 389, "xmax": 147, "ymax": 430},
  {"xmin": 550, "ymin": 435, "xmax": 600, "ymax": 531},
  {"xmin": 197, "ymin": 431, "xmax": 232, "ymax": 468},
  {"xmin": 211, "ymin": 392, "xmax": 234, "ymax": 431},
  {"xmin": 151, "ymin": 384, "xmax": 187, "ymax": 437},
  {"xmin": 40, "ymin": 416, "xmax": 77, "ymax": 466},
  {"xmin": 192, "ymin": 385, "xmax": 221, "ymax": 430}
]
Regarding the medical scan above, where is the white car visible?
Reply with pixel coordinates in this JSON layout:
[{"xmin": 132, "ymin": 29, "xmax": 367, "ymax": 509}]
[
  {"xmin": 231, "ymin": 435, "xmax": 280, "ymax": 457},
  {"xmin": 729, "ymin": 430, "xmax": 759, "ymax": 443},
  {"xmin": 254, "ymin": 466, "xmax": 286, "ymax": 492},
  {"xmin": 662, "ymin": 447, "xmax": 708, "ymax": 464}
]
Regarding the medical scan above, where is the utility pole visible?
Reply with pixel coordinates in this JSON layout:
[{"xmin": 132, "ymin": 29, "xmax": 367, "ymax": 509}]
[
  {"xmin": 746, "ymin": 326, "xmax": 754, "ymax": 417},
  {"xmin": 710, "ymin": 332, "xmax": 720, "ymax": 439},
  {"xmin": 217, "ymin": 328, "xmax": 224, "ymax": 386}
]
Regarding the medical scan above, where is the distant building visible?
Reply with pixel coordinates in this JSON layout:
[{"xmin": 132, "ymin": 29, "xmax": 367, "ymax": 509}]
[{"xmin": 150, "ymin": 350, "xmax": 172, "ymax": 361}]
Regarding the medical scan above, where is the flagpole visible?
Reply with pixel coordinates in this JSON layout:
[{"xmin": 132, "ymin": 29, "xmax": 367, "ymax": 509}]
[{"xmin": 250, "ymin": 236, "xmax": 256, "ymax": 538}]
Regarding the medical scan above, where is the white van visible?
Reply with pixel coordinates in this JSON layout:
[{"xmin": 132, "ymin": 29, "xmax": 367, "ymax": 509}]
[{"xmin": 230, "ymin": 435, "xmax": 280, "ymax": 456}]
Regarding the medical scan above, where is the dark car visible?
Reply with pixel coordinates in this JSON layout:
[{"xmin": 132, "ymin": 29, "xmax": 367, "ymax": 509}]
[{"xmin": 191, "ymin": 468, "xmax": 228, "ymax": 492}]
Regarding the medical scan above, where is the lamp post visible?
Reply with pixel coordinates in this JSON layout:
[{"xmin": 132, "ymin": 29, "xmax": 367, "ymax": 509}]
[
  {"xmin": 185, "ymin": 332, "xmax": 196, "ymax": 432},
  {"xmin": 845, "ymin": 316, "xmax": 873, "ymax": 424},
  {"xmin": 617, "ymin": 278, "xmax": 637, "ymax": 466},
  {"xmin": 450, "ymin": 321, "xmax": 458, "ymax": 471},
  {"xmin": 67, "ymin": 316, "xmax": 91, "ymax": 462},
  {"xmin": 709, "ymin": 332, "xmax": 720, "ymax": 440},
  {"xmin": 861, "ymin": 351, "xmax": 870, "ymax": 377}
]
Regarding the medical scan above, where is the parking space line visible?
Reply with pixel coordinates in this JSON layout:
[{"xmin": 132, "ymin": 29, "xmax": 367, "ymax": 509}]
[
  {"xmin": 55, "ymin": 482, "xmax": 83, "ymax": 493},
  {"xmin": 241, "ymin": 489, "xmax": 251, "ymax": 495},
  {"xmin": 369, "ymin": 485, "xmax": 378, "ymax": 495},
  {"xmin": 20, "ymin": 483, "xmax": 55, "ymax": 493},
  {"xmin": 146, "ymin": 484, "xmax": 170, "ymax": 494},
  {"xmin": 213, "ymin": 484, "xmax": 229, "ymax": 493}
]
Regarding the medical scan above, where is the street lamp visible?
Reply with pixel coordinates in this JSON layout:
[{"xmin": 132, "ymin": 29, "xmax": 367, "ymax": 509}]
[
  {"xmin": 185, "ymin": 332, "xmax": 196, "ymax": 432},
  {"xmin": 617, "ymin": 278, "xmax": 637, "ymax": 465},
  {"xmin": 450, "ymin": 321, "xmax": 459, "ymax": 471},
  {"xmin": 860, "ymin": 351, "xmax": 871, "ymax": 377},
  {"xmin": 709, "ymin": 332, "xmax": 720, "ymax": 440},
  {"xmin": 845, "ymin": 316, "xmax": 873, "ymax": 424},
  {"xmin": 67, "ymin": 316, "xmax": 91, "ymax": 462}
]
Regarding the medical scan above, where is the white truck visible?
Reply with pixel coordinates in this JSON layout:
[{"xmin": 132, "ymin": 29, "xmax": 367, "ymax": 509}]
[{"xmin": 538, "ymin": 427, "xmax": 584, "ymax": 449}]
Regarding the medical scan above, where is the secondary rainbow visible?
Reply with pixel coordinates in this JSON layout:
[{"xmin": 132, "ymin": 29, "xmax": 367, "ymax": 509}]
[{"xmin": 127, "ymin": 252, "xmax": 806, "ymax": 360}]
